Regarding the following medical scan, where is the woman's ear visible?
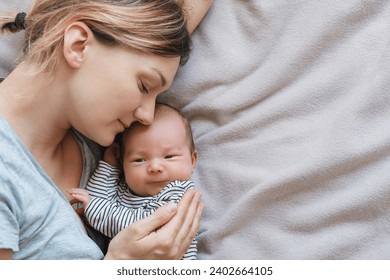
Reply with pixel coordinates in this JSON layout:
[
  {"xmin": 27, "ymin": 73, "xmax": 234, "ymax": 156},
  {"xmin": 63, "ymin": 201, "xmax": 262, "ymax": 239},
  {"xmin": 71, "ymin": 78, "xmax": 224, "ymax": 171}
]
[{"xmin": 63, "ymin": 22, "xmax": 93, "ymax": 68}]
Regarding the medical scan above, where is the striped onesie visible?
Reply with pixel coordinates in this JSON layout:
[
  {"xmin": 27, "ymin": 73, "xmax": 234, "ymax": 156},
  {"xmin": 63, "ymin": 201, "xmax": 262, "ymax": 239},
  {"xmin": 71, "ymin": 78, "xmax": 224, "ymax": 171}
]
[{"xmin": 84, "ymin": 161, "xmax": 197, "ymax": 259}]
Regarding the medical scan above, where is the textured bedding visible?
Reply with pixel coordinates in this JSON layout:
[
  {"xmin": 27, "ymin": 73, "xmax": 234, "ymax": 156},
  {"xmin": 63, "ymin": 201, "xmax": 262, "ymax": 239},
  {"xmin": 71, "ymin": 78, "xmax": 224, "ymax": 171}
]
[
  {"xmin": 159, "ymin": 0, "xmax": 390, "ymax": 259},
  {"xmin": 2, "ymin": 0, "xmax": 390, "ymax": 260}
]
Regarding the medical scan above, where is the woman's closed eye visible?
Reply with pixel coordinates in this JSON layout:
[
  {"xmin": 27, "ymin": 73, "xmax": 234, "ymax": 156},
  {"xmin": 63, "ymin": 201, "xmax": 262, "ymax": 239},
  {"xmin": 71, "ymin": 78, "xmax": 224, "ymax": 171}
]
[{"xmin": 140, "ymin": 81, "xmax": 149, "ymax": 94}]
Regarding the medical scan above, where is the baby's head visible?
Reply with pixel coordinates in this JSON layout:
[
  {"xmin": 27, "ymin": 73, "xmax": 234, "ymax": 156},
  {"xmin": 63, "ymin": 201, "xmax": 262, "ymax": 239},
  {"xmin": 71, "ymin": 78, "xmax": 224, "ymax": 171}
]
[{"xmin": 120, "ymin": 103, "xmax": 197, "ymax": 196}]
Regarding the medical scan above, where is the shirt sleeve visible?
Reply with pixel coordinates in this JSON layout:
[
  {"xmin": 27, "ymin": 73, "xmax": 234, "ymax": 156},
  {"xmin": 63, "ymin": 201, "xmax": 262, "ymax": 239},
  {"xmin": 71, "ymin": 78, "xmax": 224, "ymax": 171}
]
[
  {"xmin": 0, "ymin": 162, "xmax": 21, "ymax": 252},
  {"xmin": 85, "ymin": 161, "xmax": 121, "ymax": 200},
  {"xmin": 154, "ymin": 180, "xmax": 194, "ymax": 203},
  {"xmin": 84, "ymin": 197, "xmax": 157, "ymax": 238}
]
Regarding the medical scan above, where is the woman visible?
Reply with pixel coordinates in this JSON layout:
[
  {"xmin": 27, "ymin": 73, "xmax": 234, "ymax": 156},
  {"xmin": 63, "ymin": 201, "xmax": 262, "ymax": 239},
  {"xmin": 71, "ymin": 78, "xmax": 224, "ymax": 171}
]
[{"xmin": 0, "ymin": 0, "xmax": 212, "ymax": 260}]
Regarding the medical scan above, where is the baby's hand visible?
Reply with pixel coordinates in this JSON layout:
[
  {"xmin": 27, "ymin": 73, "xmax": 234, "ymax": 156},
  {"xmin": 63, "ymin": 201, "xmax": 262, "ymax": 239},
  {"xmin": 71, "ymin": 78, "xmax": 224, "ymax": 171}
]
[
  {"xmin": 104, "ymin": 142, "xmax": 121, "ymax": 168},
  {"xmin": 68, "ymin": 188, "xmax": 91, "ymax": 209}
]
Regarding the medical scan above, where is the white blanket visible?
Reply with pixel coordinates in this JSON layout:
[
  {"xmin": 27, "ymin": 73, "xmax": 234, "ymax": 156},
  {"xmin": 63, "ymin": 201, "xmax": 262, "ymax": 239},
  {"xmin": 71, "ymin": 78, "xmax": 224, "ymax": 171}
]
[
  {"xmin": 158, "ymin": 0, "xmax": 390, "ymax": 259},
  {"xmin": 2, "ymin": 0, "xmax": 390, "ymax": 260}
]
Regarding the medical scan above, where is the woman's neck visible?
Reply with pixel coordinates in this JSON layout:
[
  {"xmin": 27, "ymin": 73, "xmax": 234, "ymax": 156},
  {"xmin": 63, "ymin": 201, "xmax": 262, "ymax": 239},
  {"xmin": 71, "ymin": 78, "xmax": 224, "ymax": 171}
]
[
  {"xmin": 0, "ymin": 63, "xmax": 83, "ymax": 196},
  {"xmin": 0, "ymin": 63, "xmax": 71, "ymax": 157}
]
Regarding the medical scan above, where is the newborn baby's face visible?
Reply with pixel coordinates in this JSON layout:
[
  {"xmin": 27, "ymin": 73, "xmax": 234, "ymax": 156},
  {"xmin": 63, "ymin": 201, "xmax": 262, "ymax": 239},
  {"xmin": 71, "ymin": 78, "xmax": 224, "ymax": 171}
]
[{"xmin": 122, "ymin": 113, "xmax": 196, "ymax": 197}]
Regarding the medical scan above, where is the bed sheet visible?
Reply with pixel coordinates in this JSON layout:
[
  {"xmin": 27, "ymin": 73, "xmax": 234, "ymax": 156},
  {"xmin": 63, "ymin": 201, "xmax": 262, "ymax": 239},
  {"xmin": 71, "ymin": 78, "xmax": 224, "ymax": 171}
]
[{"xmin": 158, "ymin": 0, "xmax": 390, "ymax": 259}]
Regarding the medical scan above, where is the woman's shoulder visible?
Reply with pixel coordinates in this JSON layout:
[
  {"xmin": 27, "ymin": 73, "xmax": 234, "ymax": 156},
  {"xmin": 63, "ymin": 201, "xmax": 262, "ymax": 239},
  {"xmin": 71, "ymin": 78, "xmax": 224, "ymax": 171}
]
[
  {"xmin": 0, "ymin": 116, "xmax": 43, "ymax": 206},
  {"xmin": 0, "ymin": 115, "xmax": 32, "ymax": 175}
]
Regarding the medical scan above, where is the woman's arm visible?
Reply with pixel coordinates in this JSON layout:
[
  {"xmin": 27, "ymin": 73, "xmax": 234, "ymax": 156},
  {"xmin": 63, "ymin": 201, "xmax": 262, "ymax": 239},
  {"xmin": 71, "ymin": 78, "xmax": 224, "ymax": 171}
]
[
  {"xmin": 0, "ymin": 249, "xmax": 12, "ymax": 260},
  {"xmin": 104, "ymin": 189, "xmax": 203, "ymax": 259},
  {"xmin": 177, "ymin": 0, "xmax": 213, "ymax": 34},
  {"xmin": 0, "ymin": 190, "xmax": 202, "ymax": 260}
]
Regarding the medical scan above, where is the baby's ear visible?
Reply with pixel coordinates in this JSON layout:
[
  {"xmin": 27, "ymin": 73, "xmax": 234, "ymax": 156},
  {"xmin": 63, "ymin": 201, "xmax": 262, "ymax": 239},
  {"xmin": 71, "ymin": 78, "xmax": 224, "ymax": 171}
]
[{"xmin": 191, "ymin": 150, "xmax": 198, "ymax": 170}]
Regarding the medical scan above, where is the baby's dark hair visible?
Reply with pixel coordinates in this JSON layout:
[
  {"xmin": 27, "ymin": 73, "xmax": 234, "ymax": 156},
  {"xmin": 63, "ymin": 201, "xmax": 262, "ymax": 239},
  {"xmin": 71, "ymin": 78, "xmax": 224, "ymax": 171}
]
[{"xmin": 153, "ymin": 103, "xmax": 196, "ymax": 153}]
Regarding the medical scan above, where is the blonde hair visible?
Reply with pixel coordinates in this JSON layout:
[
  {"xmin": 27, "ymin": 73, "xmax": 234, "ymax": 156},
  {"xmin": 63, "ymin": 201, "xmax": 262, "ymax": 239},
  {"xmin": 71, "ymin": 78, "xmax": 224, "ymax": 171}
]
[{"xmin": 0, "ymin": 0, "xmax": 190, "ymax": 75}]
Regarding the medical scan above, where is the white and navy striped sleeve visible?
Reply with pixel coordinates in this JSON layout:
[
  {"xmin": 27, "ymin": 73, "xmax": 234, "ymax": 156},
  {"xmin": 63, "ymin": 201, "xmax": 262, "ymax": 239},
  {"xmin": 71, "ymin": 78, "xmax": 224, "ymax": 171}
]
[
  {"xmin": 153, "ymin": 180, "xmax": 194, "ymax": 204},
  {"xmin": 85, "ymin": 160, "xmax": 121, "ymax": 200},
  {"xmin": 84, "ymin": 197, "xmax": 157, "ymax": 238}
]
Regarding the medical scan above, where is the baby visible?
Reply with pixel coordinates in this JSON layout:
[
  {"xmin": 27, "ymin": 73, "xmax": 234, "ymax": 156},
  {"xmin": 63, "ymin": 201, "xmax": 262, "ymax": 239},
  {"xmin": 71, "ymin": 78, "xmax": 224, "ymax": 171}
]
[{"xmin": 70, "ymin": 103, "xmax": 198, "ymax": 259}]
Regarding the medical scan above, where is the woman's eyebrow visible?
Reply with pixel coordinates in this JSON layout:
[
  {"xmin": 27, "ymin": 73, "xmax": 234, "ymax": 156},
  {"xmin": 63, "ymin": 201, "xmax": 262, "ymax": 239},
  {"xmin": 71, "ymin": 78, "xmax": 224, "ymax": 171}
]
[{"xmin": 151, "ymin": 67, "xmax": 166, "ymax": 87}]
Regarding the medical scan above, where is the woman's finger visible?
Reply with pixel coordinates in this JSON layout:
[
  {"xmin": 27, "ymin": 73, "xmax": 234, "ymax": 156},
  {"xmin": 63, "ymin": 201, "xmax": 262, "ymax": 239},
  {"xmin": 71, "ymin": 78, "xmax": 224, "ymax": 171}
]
[
  {"xmin": 106, "ymin": 202, "xmax": 178, "ymax": 260},
  {"xmin": 174, "ymin": 190, "xmax": 203, "ymax": 252},
  {"xmin": 130, "ymin": 201, "xmax": 178, "ymax": 240},
  {"xmin": 158, "ymin": 189, "xmax": 196, "ymax": 235},
  {"xmin": 154, "ymin": 189, "xmax": 202, "ymax": 258}
]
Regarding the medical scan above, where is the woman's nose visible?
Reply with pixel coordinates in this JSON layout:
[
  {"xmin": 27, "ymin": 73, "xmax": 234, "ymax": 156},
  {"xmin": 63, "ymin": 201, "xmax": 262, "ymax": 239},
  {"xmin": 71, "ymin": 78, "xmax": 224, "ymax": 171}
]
[{"xmin": 134, "ymin": 101, "xmax": 155, "ymax": 126}]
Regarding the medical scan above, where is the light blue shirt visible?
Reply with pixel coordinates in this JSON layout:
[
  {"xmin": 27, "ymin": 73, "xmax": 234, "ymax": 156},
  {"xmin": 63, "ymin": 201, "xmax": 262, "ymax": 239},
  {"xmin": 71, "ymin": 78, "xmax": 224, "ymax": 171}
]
[{"xmin": 0, "ymin": 115, "xmax": 104, "ymax": 259}]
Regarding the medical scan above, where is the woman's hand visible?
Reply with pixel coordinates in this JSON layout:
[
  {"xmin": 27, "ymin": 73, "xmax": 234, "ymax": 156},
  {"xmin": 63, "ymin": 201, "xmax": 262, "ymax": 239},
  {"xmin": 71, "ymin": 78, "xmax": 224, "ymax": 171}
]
[
  {"xmin": 0, "ymin": 249, "xmax": 12, "ymax": 260},
  {"xmin": 104, "ymin": 189, "xmax": 203, "ymax": 259}
]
